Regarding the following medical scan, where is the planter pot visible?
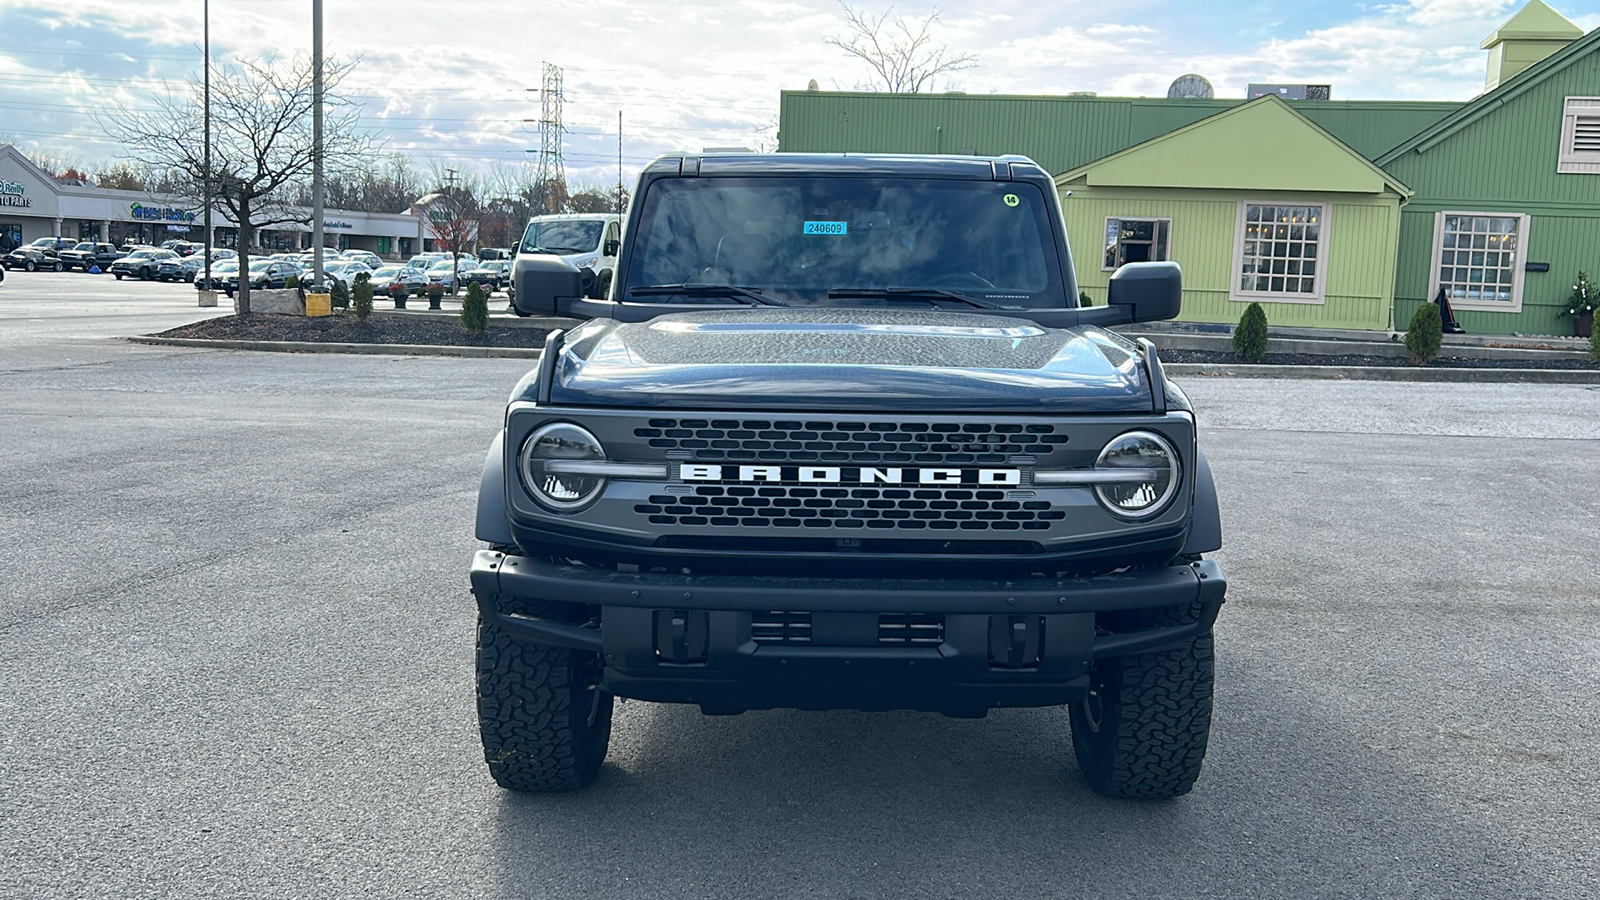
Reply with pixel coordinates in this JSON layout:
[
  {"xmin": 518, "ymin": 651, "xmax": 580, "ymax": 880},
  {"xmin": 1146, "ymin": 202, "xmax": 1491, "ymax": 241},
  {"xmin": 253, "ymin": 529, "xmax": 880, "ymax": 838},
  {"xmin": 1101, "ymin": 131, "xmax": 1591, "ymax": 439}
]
[
  {"xmin": 428, "ymin": 295, "xmax": 443, "ymax": 310},
  {"xmin": 1578, "ymin": 310, "xmax": 1594, "ymax": 339}
]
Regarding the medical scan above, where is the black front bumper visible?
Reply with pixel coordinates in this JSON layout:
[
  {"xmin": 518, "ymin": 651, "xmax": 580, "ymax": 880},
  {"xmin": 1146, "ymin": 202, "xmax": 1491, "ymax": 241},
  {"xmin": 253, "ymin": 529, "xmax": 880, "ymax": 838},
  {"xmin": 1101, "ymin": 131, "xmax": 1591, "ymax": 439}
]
[{"xmin": 469, "ymin": 551, "xmax": 1225, "ymax": 715}]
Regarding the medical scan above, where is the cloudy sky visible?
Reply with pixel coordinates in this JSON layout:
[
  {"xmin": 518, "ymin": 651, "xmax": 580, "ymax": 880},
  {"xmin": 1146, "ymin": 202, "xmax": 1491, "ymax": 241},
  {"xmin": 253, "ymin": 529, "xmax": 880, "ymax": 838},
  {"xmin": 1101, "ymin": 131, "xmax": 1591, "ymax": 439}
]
[{"xmin": 1, "ymin": 0, "xmax": 1597, "ymax": 191}]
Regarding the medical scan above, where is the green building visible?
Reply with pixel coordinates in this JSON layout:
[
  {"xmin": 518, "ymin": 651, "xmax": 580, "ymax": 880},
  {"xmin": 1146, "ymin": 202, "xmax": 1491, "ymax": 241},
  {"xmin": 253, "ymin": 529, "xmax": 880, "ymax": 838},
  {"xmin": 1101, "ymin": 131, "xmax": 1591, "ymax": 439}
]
[{"xmin": 778, "ymin": 0, "xmax": 1600, "ymax": 336}]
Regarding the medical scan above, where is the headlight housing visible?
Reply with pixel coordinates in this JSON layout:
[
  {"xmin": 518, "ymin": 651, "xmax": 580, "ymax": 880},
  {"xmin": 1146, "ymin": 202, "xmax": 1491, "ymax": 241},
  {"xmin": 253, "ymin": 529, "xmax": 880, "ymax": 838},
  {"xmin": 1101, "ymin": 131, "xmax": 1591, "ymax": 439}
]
[
  {"xmin": 520, "ymin": 423, "xmax": 607, "ymax": 511},
  {"xmin": 1093, "ymin": 430, "xmax": 1181, "ymax": 519}
]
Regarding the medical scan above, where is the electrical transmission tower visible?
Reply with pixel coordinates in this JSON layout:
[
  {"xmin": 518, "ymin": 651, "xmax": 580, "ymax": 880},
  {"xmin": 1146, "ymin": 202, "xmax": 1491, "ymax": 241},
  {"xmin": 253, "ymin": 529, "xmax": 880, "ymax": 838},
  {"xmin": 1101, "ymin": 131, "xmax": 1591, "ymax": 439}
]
[{"xmin": 532, "ymin": 62, "xmax": 567, "ymax": 215}]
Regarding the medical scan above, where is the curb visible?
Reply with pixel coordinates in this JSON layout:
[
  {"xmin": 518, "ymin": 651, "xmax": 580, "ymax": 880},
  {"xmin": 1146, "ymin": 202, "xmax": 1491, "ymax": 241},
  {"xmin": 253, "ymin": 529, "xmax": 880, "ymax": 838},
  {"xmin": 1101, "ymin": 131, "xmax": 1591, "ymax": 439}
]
[
  {"xmin": 1163, "ymin": 363, "xmax": 1600, "ymax": 384},
  {"xmin": 128, "ymin": 335, "xmax": 543, "ymax": 360}
]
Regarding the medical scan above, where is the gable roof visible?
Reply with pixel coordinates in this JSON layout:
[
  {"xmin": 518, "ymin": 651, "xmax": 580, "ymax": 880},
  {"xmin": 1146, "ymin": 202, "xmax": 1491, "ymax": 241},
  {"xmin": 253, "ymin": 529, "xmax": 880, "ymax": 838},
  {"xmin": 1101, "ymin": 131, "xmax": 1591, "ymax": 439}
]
[
  {"xmin": 1056, "ymin": 94, "xmax": 1411, "ymax": 197},
  {"xmin": 1482, "ymin": 0, "xmax": 1584, "ymax": 49},
  {"xmin": 1380, "ymin": 26, "xmax": 1600, "ymax": 164}
]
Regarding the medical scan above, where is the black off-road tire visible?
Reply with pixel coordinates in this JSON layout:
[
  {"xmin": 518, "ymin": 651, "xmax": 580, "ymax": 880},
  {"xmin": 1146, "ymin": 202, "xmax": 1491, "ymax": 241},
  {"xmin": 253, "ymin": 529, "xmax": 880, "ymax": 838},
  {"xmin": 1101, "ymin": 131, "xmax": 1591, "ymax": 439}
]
[
  {"xmin": 476, "ymin": 613, "xmax": 613, "ymax": 792},
  {"xmin": 1070, "ymin": 603, "xmax": 1214, "ymax": 799}
]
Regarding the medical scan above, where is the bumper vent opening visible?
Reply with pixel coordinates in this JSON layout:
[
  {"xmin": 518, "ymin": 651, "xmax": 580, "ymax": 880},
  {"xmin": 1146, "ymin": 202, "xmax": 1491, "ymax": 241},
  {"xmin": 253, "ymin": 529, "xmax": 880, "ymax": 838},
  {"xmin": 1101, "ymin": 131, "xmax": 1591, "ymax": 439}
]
[{"xmin": 749, "ymin": 611, "xmax": 948, "ymax": 647}]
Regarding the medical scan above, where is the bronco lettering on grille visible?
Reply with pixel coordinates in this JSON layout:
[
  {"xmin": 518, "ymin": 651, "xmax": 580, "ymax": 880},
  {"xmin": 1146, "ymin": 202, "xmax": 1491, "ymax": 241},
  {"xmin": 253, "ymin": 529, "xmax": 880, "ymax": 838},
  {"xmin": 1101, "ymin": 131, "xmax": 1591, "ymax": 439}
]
[{"xmin": 679, "ymin": 464, "xmax": 1022, "ymax": 486}]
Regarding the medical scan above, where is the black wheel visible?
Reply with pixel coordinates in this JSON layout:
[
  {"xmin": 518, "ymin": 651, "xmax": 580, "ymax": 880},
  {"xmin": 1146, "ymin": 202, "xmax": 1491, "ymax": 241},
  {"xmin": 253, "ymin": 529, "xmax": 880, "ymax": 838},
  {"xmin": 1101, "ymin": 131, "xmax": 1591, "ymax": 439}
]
[
  {"xmin": 597, "ymin": 272, "xmax": 612, "ymax": 298},
  {"xmin": 1070, "ymin": 603, "xmax": 1214, "ymax": 799},
  {"xmin": 476, "ymin": 612, "xmax": 612, "ymax": 792},
  {"xmin": 139, "ymin": 267, "xmax": 152, "ymax": 281},
  {"xmin": 25, "ymin": 260, "xmax": 37, "ymax": 272},
  {"xmin": 53, "ymin": 260, "xmax": 63, "ymax": 272},
  {"xmin": 114, "ymin": 272, "xmax": 123, "ymax": 280}
]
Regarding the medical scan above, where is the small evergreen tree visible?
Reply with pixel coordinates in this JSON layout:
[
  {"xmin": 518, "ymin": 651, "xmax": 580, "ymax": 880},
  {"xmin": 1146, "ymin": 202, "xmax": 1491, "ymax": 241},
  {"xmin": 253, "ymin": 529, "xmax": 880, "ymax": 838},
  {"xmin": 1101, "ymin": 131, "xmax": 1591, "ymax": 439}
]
[
  {"xmin": 283, "ymin": 273, "xmax": 300, "ymax": 290},
  {"xmin": 461, "ymin": 281, "xmax": 489, "ymax": 334},
  {"xmin": 330, "ymin": 278, "xmax": 349, "ymax": 309},
  {"xmin": 1405, "ymin": 302, "xmax": 1443, "ymax": 365},
  {"xmin": 352, "ymin": 272, "xmax": 373, "ymax": 321},
  {"xmin": 1232, "ymin": 302, "xmax": 1269, "ymax": 363},
  {"xmin": 1589, "ymin": 317, "xmax": 1600, "ymax": 364},
  {"xmin": 1079, "ymin": 290, "xmax": 1093, "ymax": 307}
]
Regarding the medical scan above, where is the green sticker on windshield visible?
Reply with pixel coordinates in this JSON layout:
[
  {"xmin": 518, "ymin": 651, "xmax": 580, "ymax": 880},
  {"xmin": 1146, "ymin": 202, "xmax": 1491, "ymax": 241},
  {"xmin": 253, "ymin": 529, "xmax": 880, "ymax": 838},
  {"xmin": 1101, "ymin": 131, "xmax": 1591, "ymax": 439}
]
[{"xmin": 1002, "ymin": 194, "xmax": 1020, "ymax": 208}]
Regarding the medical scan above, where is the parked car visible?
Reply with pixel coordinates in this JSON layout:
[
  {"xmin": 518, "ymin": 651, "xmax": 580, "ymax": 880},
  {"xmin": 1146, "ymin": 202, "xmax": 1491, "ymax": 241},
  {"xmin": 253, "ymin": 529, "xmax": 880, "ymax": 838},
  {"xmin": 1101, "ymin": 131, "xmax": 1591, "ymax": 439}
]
[
  {"xmin": 57, "ymin": 242, "xmax": 125, "ymax": 272},
  {"xmin": 194, "ymin": 260, "xmax": 240, "ymax": 290},
  {"xmin": 425, "ymin": 258, "xmax": 478, "ymax": 291},
  {"xmin": 3, "ymin": 248, "xmax": 56, "ymax": 271},
  {"xmin": 461, "ymin": 259, "xmax": 510, "ymax": 292},
  {"xmin": 368, "ymin": 264, "xmax": 427, "ymax": 297},
  {"xmin": 110, "ymin": 248, "xmax": 181, "ymax": 280},
  {"xmin": 341, "ymin": 249, "xmax": 383, "ymax": 270},
  {"xmin": 25, "ymin": 236, "xmax": 77, "ymax": 258},
  {"xmin": 157, "ymin": 254, "xmax": 226, "ymax": 283},
  {"xmin": 222, "ymin": 259, "xmax": 303, "ymax": 292},
  {"xmin": 477, "ymin": 247, "xmax": 512, "ymax": 261},
  {"xmin": 406, "ymin": 252, "xmax": 449, "ymax": 271},
  {"xmin": 161, "ymin": 239, "xmax": 201, "ymax": 256},
  {"xmin": 317, "ymin": 260, "xmax": 373, "ymax": 289}
]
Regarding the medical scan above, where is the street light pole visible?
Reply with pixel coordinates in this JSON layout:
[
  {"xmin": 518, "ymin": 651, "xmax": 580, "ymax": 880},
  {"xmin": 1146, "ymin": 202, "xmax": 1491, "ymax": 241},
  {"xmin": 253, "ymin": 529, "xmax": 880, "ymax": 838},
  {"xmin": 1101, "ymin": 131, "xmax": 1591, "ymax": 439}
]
[
  {"xmin": 202, "ymin": 0, "xmax": 213, "ymax": 301},
  {"xmin": 311, "ymin": 0, "xmax": 325, "ymax": 291}
]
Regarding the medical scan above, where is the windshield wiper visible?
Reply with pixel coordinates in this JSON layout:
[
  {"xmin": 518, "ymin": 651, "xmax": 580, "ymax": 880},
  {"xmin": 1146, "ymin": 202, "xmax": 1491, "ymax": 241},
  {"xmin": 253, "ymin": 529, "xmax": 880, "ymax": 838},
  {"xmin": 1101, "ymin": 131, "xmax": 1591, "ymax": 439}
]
[
  {"xmin": 630, "ymin": 283, "xmax": 787, "ymax": 306},
  {"xmin": 826, "ymin": 287, "xmax": 1005, "ymax": 310}
]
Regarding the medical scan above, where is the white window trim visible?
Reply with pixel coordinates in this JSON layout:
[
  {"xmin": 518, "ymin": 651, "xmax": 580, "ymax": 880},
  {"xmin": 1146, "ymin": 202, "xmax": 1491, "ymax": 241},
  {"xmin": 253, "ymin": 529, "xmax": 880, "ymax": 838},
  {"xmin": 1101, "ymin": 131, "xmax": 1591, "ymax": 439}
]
[
  {"xmin": 1428, "ymin": 210, "xmax": 1530, "ymax": 314},
  {"xmin": 1101, "ymin": 216, "xmax": 1172, "ymax": 272},
  {"xmin": 1558, "ymin": 96, "xmax": 1600, "ymax": 175},
  {"xmin": 1229, "ymin": 200, "xmax": 1330, "ymax": 304}
]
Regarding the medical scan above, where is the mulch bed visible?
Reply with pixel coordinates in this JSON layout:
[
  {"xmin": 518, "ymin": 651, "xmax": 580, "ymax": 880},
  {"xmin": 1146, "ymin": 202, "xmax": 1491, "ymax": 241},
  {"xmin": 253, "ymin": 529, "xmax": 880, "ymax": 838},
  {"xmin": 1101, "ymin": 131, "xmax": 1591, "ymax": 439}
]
[
  {"xmin": 155, "ymin": 314, "xmax": 1596, "ymax": 368},
  {"xmin": 157, "ymin": 312, "xmax": 550, "ymax": 348},
  {"xmin": 1158, "ymin": 349, "xmax": 1599, "ymax": 371}
]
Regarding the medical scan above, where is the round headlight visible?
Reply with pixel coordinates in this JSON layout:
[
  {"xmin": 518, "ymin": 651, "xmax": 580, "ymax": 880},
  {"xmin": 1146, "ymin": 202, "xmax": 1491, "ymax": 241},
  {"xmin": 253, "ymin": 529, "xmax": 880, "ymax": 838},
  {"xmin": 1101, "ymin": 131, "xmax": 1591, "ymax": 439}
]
[
  {"xmin": 521, "ymin": 423, "xmax": 607, "ymax": 511},
  {"xmin": 1093, "ymin": 430, "xmax": 1180, "ymax": 519}
]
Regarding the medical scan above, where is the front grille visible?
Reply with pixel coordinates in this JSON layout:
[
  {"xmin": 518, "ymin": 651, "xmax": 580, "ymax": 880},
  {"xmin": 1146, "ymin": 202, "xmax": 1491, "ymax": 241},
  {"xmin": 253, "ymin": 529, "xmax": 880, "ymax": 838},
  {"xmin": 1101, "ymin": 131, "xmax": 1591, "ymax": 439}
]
[
  {"xmin": 749, "ymin": 612, "xmax": 946, "ymax": 646},
  {"xmin": 637, "ymin": 485, "xmax": 1065, "ymax": 531},
  {"xmin": 635, "ymin": 418, "xmax": 1069, "ymax": 465}
]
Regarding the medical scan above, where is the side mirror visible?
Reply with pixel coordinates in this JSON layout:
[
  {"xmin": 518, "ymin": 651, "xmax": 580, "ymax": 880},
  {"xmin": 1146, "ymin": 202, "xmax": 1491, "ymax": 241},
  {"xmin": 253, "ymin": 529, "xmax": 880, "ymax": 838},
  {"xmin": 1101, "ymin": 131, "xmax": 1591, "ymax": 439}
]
[
  {"xmin": 513, "ymin": 254, "xmax": 585, "ymax": 316},
  {"xmin": 603, "ymin": 239, "xmax": 620, "ymax": 257},
  {"xmin": 1106, "ymin": 261, "xmax": 1182, "ymax": 323}
]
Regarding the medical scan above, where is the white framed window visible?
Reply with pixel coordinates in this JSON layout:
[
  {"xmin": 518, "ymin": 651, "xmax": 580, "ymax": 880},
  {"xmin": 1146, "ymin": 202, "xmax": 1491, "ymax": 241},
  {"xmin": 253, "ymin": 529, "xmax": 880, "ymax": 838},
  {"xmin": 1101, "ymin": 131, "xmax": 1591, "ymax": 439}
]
[
  {"xmin": 1558, "ymin": 97, "xmax": 1600, "ymax": 174},
  {"xmin": 1429, "ymin": 211, "xmax": 1529, "ymax": 313},
  {"xmin": 1231, "ymin": 202, "xmax": 1329, "ymax": 303},
  {"xmin": 1102, "ymin": 217, "xmax": 1171, "ymax": 270}
]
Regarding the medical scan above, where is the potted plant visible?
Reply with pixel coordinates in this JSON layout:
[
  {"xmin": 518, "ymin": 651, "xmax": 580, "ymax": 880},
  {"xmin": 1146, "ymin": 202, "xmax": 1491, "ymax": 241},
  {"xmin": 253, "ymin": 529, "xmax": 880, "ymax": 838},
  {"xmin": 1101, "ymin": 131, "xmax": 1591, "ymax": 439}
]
[
  {"xmin": 427, "ymin": 281, "xmax": 445, "ymax": 310},
  {"xmin": 388, "ymin": 280, "xmax": 408, "ymax": 310},
  {"xmin": 1562, "ymin": 271, "xmax": 1596, "ymax": 338}
]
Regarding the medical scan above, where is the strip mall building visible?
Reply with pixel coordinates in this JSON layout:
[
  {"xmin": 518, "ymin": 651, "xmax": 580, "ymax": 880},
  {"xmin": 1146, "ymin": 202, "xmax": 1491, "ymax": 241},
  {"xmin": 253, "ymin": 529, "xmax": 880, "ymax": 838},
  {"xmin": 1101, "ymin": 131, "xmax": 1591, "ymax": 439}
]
[{"xmin": 0, "ymin": 144, "xmax": 425, "ymax": 258}]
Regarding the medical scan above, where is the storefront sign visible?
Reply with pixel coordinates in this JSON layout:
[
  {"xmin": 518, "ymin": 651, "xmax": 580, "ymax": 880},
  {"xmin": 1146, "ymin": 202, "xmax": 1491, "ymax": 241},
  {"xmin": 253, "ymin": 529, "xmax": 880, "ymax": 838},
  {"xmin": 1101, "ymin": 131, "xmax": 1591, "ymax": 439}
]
[
  {"xmin": 324, "ymin": 220, "xmax": 353, "ymax": 229},
  {"xmin": 0, "ymin": 179, "xmax": 31, "ymax": 208},
  {"xmin": 130, "ymin": 202, "xmax": 196, "ymax": 223}
]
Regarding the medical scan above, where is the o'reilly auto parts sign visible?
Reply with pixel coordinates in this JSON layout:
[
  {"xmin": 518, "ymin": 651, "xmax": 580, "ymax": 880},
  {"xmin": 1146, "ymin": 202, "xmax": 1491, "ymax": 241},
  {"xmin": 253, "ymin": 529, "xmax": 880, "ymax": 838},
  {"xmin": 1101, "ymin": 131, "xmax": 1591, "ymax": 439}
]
[
  {"xmin": 680, "ymin": 464, "xmax": 1022, "ymax": 486},
  {"xmin": 0, "ymin": 180, "xmax": 30, "ymax": 208}
]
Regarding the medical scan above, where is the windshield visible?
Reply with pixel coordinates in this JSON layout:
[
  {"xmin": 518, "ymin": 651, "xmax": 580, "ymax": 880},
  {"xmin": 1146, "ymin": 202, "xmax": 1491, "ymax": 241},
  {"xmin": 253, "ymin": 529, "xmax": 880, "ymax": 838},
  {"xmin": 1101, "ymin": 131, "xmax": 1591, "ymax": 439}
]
[
  {"xmin": 623, "ymin": 177, "xmax": 1063, "ymax": 305},
  {"xmin": 519, "ymin": 220, "xmax": 603, "ymax": 255}
]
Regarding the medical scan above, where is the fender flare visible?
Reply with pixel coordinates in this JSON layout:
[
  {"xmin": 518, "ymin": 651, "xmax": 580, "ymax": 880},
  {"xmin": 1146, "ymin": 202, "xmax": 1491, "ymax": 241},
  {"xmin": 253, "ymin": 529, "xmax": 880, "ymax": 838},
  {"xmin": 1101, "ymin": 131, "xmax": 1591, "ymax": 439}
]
[
  {"xmin": 474, "ymin": 430, "xmax": 515, "ymax": 546},
  {"xmin": 1182, "ymin": 446, "xmax": 1223, "ymax": 556}
]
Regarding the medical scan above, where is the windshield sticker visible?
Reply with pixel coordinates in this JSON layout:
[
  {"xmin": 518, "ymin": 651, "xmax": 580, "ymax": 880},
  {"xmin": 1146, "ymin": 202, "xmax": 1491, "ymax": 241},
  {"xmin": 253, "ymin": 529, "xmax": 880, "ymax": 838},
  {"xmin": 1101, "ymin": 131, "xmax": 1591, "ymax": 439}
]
[
  {"xmin": 1002, "ymin": 194, "xmax": 1020, "ymax": 208},
  {"xmin": 803, "ymin": 221, "xmax": 848, "ymax": 235}
]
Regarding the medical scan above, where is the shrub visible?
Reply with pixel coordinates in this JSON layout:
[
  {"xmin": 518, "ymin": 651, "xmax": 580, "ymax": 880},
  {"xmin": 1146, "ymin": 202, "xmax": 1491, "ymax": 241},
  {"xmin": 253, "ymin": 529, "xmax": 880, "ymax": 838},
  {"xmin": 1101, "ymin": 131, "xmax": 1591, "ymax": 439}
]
[
  {"xmin": 1589, "ymin": 318, "xmax": 1600, "ymax": 364},
  {"xmin": 461, "ymin": 282, "xmax": 489, "ymax": 334},
  {"xmin": 284, "ymin": 273, "xmax": 300, "ymax": 290},
  {"xmin": 1079, "ymin": 290, "xmax": 1093, "ymax": 307},
  {"xmin": 1232, "ymin": 302, "xmax": 1269, "ymax": 363},
  {"xmin": 427, "ymin": 282, "xmax": 445, "ymax": 301},
  {"xmin": 352, "ymin": 275, "xmax": 373, "ymax": 321},
  {"xmin": 1405, "ymin": 301, "xmax": 1443, "ymax": 365},
  {"xmin": 330, "ymin": 278, "xmax": 349, "ymax": 309}
]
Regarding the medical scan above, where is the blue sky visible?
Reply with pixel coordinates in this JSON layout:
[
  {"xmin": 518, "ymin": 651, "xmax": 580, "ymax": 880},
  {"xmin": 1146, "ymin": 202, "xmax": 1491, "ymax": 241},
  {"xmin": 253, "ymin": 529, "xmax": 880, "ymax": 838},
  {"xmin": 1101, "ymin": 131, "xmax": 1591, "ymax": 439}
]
[{"xmin": 1, "ymin": 0, "xmax": 1597, "ymax": 191}]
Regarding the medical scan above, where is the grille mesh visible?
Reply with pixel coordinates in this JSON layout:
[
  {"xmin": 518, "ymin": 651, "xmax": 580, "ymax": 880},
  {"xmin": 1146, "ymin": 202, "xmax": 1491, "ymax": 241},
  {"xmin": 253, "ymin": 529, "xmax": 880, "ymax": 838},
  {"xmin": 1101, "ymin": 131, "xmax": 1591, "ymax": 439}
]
[
  {"xmin": 636, "ymin": 485, "xmax": 1065, "ymax": 531},
  {"xmin": 635, "ymin": 418, "xmax": 1068, "ymax": 465}
]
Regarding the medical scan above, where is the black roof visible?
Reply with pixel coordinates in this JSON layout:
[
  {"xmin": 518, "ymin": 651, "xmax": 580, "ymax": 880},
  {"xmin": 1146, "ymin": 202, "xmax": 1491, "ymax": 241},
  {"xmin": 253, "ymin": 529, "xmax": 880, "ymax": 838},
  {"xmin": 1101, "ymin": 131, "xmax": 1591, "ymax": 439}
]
[{"xmin": 643, "ymin": 152, "xmax": 1046, "ymax": 180}]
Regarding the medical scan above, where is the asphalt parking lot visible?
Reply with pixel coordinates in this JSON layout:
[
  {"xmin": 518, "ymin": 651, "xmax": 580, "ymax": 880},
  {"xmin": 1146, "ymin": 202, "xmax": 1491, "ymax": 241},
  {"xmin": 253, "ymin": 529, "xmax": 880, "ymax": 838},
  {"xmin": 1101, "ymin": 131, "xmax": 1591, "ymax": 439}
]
[{"xmin": 2, "ymin": 277, "xmax": 1598, "ymax": 898}]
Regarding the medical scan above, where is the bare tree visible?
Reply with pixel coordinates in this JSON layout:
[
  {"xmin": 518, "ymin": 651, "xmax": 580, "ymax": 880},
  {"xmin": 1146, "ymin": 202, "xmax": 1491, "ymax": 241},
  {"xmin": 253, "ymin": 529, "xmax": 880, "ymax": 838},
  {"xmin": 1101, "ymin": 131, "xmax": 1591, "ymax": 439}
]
[
  {"xmin": 102, "ymin": 56, "xmax": 376, "ymax": 312},
  {"xmin": 421, "ymin": 165, "xmax": 481, "ymax": 296},
  {"xmin": 565, "ymin": 183, "xmax": 629, "ymax": 215},
  {"xmin": 826, "ymin": 4, "xmax": 977, "ymax": 93}
]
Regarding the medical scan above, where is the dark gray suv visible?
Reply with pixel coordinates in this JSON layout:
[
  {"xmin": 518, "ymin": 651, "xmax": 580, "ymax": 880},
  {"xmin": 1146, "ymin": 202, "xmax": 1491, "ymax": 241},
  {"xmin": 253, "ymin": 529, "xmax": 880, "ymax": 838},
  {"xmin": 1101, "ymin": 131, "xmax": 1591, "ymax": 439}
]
[{"xmin": 472, "ymin": 153, "xmax": 1226, "ymax": 799}]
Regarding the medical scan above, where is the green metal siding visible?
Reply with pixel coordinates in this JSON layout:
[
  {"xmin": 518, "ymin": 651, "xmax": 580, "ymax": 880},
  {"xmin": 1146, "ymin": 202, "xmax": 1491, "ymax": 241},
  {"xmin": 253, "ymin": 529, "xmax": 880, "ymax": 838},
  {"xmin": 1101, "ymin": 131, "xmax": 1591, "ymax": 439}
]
[
  {"xmin": 1384, "ymin": 49, "xmax": 1600, "ymax": 335},
  {"xmin": 1062, "ymin": 187, "xmax": 1399, "ymax": 331},
  {"xmin": 778, "ymin": 91, "xmax": 1461, "ymax": 175}
]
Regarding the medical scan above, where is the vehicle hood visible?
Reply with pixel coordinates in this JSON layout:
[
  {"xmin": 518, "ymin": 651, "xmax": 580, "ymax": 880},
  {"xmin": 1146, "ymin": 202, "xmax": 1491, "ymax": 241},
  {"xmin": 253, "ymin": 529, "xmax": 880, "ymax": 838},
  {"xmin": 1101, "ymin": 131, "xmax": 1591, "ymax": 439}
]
[{"xmin": 547, "ymin": 308, "xmax": 1157, "ymax": 413}]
